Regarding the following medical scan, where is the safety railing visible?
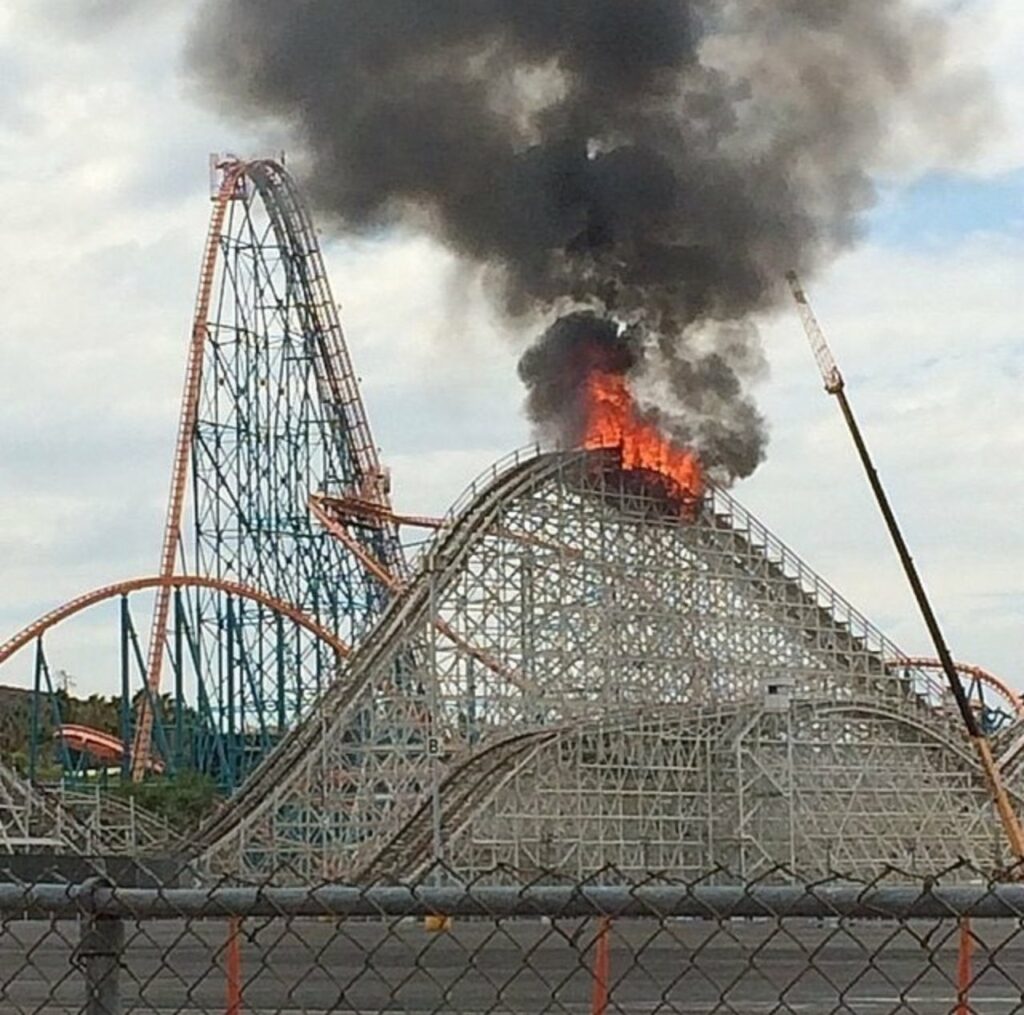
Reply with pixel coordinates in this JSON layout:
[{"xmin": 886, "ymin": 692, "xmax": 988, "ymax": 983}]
[
  {"xmin": 406, "ymin": 442, "xmax": 544, "ymax": 574},
  {"xmin": 706, "ymin": 482, "xmax": 949, "ymax": 705}
]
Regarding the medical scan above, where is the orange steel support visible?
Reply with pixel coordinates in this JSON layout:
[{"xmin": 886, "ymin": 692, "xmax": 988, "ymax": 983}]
[
  {"xmin": 132, "ymin": 161, "xmax": 246, "ymax": 781},
  {"xmin": 955, "ymin": 917, "xmax": 972, "ymax": 1014},
  {"xmin": 315, "ymin": 493, "xmax": 444, "ymax": 530},
  {"xmin": 309, "ymin": 496, "xmax": 401, "ymax": 591},
  {"xmin": 310, "ymin": 496, "xmax": 537, "ymax": 693},
  {"xmin": 0, "ymin": 574, "xmax": 349, "ymax": 667},
  {"xmin": 226, "ymin": 917, "xmax": 242, "ymax": 1015},
  {"xmin": 314, "ymin": 492, "xmax": 579, "ymax": 557},
  {"xmin": 431, "ymin": 617, "xmax": 536, "ymax": 694}
]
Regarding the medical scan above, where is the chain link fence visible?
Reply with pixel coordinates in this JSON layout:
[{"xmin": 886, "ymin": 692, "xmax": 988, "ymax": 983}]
[{"xmin": 3, "ymin": 861, "xmax": 1024, "ymax": 1014}]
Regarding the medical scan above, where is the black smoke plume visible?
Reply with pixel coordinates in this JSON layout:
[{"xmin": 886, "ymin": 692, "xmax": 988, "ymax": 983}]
[
  {"xmin": 518, "ymin": 311, "xmax": 639, "ymax": 448},
  {"xmin": 187, "ymin": 0, "xmax": 980, "ymax": 482}
]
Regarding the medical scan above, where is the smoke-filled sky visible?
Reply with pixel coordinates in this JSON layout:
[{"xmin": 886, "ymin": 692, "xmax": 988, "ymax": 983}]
[
  {"xmin": 187, "ymin": 0, "xmax": 992, "ymax": 482},
  {"xmin": 0, "ymin": 0, "xmax": 1023, "ymax": 695}
]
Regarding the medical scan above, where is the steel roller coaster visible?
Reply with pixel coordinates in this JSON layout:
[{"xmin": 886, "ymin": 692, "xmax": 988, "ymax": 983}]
[
  {"xmin": 2, "ymin": 157, "xmax": 399, "ymax": 794},
  {"xmin": 1, "ymin": 159, "xmax": 1022, "ymax": 878}
]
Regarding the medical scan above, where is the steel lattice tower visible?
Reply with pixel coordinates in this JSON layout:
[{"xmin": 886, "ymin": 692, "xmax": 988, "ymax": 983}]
[{"xmin": 137, "ymin": 158, "xmax": 402, "ymax": 789}]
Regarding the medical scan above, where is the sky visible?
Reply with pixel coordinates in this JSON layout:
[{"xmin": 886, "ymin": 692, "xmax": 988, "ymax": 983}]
[{"xmin": 0, "ymin": 0, "xmax": 1022, "ymax": 699}]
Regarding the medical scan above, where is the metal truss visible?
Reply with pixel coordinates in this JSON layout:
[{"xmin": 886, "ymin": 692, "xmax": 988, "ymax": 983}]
[
  {"xmin": 196, "ymin": 448, "xmax": 1017, "ymax": 881},
  {"xmin": 1, "ymin": 160, "xmax": 393, "ymax": 792},
  {"xmin": 0, "ymin": 575, "xmax": 350, "ymax": 787},
  {"xmin": 154, "ymin": 158, "xmax": 401, "ymax": 789}
]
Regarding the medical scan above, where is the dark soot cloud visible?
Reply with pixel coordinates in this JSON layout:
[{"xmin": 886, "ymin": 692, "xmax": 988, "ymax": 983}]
[
  {"xmin": 187, "ymin": 0, "xmax": 978, "ymax": 482},
  {"xmin": 518, "ymin": 311, "xmax": 639, "ymax": 446}
]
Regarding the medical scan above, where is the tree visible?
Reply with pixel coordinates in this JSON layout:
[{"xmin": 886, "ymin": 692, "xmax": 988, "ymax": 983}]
[{"xmin": 114, "ymin": 770, "xmax": 222, "ymax": 830}]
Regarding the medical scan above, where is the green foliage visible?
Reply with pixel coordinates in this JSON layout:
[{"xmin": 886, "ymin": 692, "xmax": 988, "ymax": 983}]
[
  {"xmin": 0, "ymin": 685, "xmax": 126, "ymax": 772},
  {"xmin": 113, "ymin": 770, "xmax": 222, "ymax": 830},
  {"xmin": 1, "ymin": 687, "xmax": 217, "ymax": 823},
  {"xmin": 0, "ymin": 689, "xmax": 34, "ymax": 768}
]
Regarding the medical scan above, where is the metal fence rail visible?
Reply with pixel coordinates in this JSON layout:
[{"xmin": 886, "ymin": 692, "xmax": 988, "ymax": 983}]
[{"xmin": 3, "ymin": 866, "xmax": 1024, "ymax": 1014}]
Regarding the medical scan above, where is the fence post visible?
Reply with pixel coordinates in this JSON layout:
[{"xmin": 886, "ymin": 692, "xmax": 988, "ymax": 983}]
[
  {"xmin": 226, "ymin": 915, "xmax": 243, "ymax": 1015},
  {"xmin": 80, "ymin": 913, "xmax": 125, "ymax": 1015},
  {"xmin": 591, "ymin": 916, "xmax": 611, "ymax": 1015},
  {"xmin": 956, "ymin": 916, "xmax": 972, "ymax": 1015}
]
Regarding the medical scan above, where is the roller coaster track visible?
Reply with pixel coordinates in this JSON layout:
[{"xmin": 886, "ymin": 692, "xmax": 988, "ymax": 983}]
[
  {"xmin": 355, "ymin": 696, "xmax": 1010, "ymax": 882},
  {"xmin": 133, "ymin": 157, "xmax": 401, "ymax": 781},
  {"xmin": 193, "ymin": 449, "xmax": 960, "ymax": 865},
  {"xmin": 55, "ymin": 785, "xmax": 183, "ymax": 855},
  {"xmin": 134, "ymin": 162, "xmax": 245, "ymax": 781},
  {"xmin": 886, "ymin": 657, "xmax": 1023, "ymax": 718},
  {"xmin": 55, "ymin": 725, "xmax": 164, "ymax": 774},
  {"xmin": 193, "ymin": 450, "xmax": 558, "ymax": 852},
  {"xmin": 245, "ymin": 164, "xmax": 381, "ymax": 477},
  {"xmin": 0, "ymin": 761, "xmax": 88, "ymax": 852},
  {"xmin": 0, "ymin": 575, "xmax": 349, "ymax": 668},
  {"xmin": 310, "ymin": 493, "xmax": 536, "ymax": 692},
  {"xmin": 354, "ymin": 727, "xmax": 559, "ymax": 881},
  {"xmin": 696, "ymin": 489, "xmax": 944, "ymax": 700},
  {"xmin": 1, "ymin": 761, "xmax": 181, "ymax": 855}
]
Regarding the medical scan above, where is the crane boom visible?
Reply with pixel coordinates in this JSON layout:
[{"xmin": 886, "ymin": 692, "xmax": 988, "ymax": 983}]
[
  {"xmin": 787, "ymin": 271, "xmax": 1024, "ymax": 864},
  {"xmin": 785, "ymin": 270, "xmax": 844, "ymax": 394}
]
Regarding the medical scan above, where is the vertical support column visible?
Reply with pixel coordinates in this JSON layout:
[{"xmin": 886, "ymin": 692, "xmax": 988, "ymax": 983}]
[
  {"xmin": 225, "ymin": 916, "xmax": 243, "ymax": 1015},
  {"xmin": 734, "ymin": 732, "xmax": 746, "ymax": 877},
  {"xmin": 29, "ymin": 638, "xmax": 43, "ymax": 783},
  {"xmin": 311, "ymin": 584, "xmax": 324, "ymax": 701},
  {"xmin": 225, "ymin": 595, "xmax": 237, "ymax": 789},
  {"xmin": 173, "ymin": 588, "xmax": 185, "ymax": 772},
  {"xmin": 119, "ymin": 596, "xmax": 132, "ymax": 782},
  {"xmin": 254, "ymin": 602, "xmax": 267, "ymax": 750},
  {"xmin": 125, "ymin": 606, "xmax": 172, "ymax": 774},
  {"xmin": 785, "ymin": 705, "xmax": 797, "ymax": 876},
  {"xmin": 704, "ymin": 734, "xmax": 715, "ymax": 870},
  {"xmin": 423, "ymin": 567, "xmax": 452, "ymax": 934},
  {"xmin": 293, "ymin": 624, "xmax": 303, "ymax": 720},
  {"xmin": 427, "ymin": 571, "xmax": 442, "ymax": 869},
  {"xmin": 38, "ymin": 639, "xmax": 72, "ymax": 774},
  {"xmin": 591, "ymin": 916, "xmax": 611, "ymax": 1015},
  {"xmin": 80, "ymin": 913, "xmax": 124, "ymax": 1015},
  {"xmin": 466, "ymin": 663, "xmax": 477, "ymax": 746},
  {"xmin": 275, "ymin": 613, "xmax": 287, "ymax": 734},
  {"xmin": 956, "ymin": 916, "xmax": 972, "ymax": 1015}
]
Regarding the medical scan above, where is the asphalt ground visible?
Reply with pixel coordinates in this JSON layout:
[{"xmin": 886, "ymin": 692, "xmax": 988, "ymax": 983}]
[{"xmin": 3, "ymin": 916, "xmax": 1023, "ymax": 1013}]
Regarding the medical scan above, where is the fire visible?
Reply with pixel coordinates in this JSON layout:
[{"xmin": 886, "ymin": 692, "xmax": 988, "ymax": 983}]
[{"xmin": 582, "ymin": 371, "xmax": 704, "ymax": 504}]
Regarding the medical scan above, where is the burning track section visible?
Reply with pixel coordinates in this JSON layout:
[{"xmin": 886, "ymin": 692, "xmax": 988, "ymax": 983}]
[
  {"xmin": 519, "ymin": 310, "xmax": 707, "ymax": 522},
  {"xmin": 582, "ymin": 369, "xmax": 703, "ymax": 514}
]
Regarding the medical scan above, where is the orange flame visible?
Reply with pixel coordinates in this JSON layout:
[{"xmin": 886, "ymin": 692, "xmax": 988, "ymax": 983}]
[{"xmin": 583, "ymin": 371, "xmax": 704, "ymax": 503}]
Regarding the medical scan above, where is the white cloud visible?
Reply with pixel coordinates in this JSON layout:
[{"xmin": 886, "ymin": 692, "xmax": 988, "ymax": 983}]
[
  {"xmin": 741, "ymin": 232, "xmax": 1024, "ymax": 682},
  {"xmin": 912, "ymin": 0, "xmax": 1024, "ymax": 175},
  {"xmin": 0, "ymin": 0, "xmax": 1021, "ymax": 705}
]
